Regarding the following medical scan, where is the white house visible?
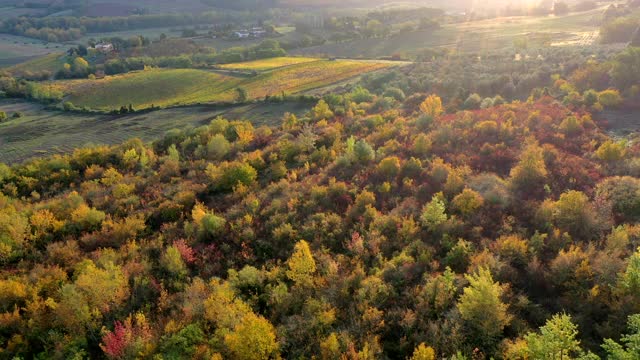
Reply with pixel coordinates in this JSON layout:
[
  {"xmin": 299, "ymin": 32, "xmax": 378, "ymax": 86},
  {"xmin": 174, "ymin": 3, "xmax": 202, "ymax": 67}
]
[
  {"xmin": 250, "ymin": 27, "xmax": 267, "ymax": 37},
  {"xmin": 234, "ymin": 31, "xmax": 250, "ymax": 39},
  {"xmin": 95, "ymin": 43, "xmax": 114, "ymax": 53}
]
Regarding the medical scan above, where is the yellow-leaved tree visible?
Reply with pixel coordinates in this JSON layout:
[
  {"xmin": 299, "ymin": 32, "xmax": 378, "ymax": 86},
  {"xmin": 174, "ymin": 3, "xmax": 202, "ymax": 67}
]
[
  {"xmin": 224, "ymin": 312, "xmax": 280, "ymax": 360},
  {"xmin": 419, "ymin": 94, "xmax": 444, "ymax": 118},
  {"xmin": 410, "ymin": 343, "xmax": 436, "ymax": 360},
  {"xmin": 509, "ymin": 139, "xmax": 548, "ymax": 197},
  {"xmin": 457, "ymin": 267, "xmax": 511, "ymax": 349},
  {"xmin": 286, "ymin": 240, "xmax": 316, "ymax": 287}
]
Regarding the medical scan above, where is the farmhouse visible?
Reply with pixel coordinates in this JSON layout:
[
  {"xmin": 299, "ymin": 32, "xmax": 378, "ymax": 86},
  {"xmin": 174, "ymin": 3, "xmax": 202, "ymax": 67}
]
[
  {"xmin": 250, "ymin": 27, "xmax": 267, "ymax": 37},
  {"xmin": 234, "ymin": 31, "xmax": 250, "ymax": 39},
  {"xmin": 94, "ymin": 43, "xmax": 114, "ymax": 53},
  {"xmin": 233, "ymin": 27, "xmax": 267, "ymax": 39}
]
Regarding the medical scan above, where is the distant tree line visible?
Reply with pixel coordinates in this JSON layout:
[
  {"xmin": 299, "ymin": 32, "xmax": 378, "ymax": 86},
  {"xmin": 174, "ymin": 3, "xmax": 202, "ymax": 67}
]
[
  {"xmin": 101, "ymin": 39, "xmax": 286, "ymax": 76},
  {"xmin": 0, "ymin": 11, "xmax": 260, "ymax": 42},
  {"xmin": 213, "ymin": 39, "xmax": 286, "ymax": 63},
  {"xmin": 0, "ymin": 73, "xmax": 63, "ymax": 103},
  {"xmin": 201, "ymin": 0, "xmax": 278, "ymax": 10}
]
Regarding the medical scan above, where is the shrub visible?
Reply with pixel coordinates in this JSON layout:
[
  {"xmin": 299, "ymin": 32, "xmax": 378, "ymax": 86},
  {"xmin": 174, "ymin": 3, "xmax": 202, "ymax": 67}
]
[
  {"xmin": 463, "ymin": 93, "xmax": 482, "ymax": 110},
  {"xmin": 598, "ymin": 89, "xmax": 623, "ymax": 108}
]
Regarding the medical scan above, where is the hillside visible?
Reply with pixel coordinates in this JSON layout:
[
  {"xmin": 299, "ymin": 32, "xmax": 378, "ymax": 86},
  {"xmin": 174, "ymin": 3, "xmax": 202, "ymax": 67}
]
[
  {"xmin": 3, "ymin": 52, "xmax": 65, "ymax": 76},
  {"xmin": 292, "ymin": 7, "xmax": 605, "ymax": 57},
  {"xmin": 0, "ymin": 92, "xmax": 639, "ymax": 359},
  {"xmin": 0, "ymin": 34, "xmax": 63, "ymax": 67},
  {"xmin": 219, "ymin": 56, "xmax": 322, "ymax": 71},
  {"xmin": 0, "ymin": 99, "xmax": 310, "ymax": 164},
  {"xmin": 55, "ymin": 59, "xmax": 399, "ymax": 110},
  {"xmin": 2, "ymin": 0, "xmax": 640, "ymax": 358}
]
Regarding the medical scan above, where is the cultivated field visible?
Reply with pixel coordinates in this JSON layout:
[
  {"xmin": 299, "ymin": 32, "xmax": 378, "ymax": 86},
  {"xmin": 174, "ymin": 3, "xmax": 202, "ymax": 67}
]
[
  {"xmin": 219, "ymin": 57, "xmax": 321, "ymax": 71},
  {"xmin": 57, "ymin": 69, "xmax": 237, "ymax": 110},
  {"xmin": 55, "ymin": 59, "xmax": 399, "ymax": 110},
  {"xmin": 0, "ymin": 99, "xmax": 310, "ymax": 164}
]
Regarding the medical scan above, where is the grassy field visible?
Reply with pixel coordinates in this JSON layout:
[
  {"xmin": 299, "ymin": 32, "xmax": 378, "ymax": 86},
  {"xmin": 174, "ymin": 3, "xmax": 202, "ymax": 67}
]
[
  {"xmin": 0, "ymin": 34, "xmax": 66, "ymax": 67},
  {"xmin": 0, "ymin": 99, "xmax": 310, "ymax": 164},
  {"xmin": 55, "ymin": 59, "xmax": 398, "ymax": 110},
  {"xmin": 292, "ymin": 7, "xmax": 606, "ymax": 57},
  {"xmin": 5, "ymin": 53, "xmax": 66, "ymax": 76},
  {"xmin": 219, "ymin": 57, "xmax": 321, "ymax": 71}
]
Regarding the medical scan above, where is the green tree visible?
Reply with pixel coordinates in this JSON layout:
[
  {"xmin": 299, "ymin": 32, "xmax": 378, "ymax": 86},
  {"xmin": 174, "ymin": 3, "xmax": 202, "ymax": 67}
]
[
  {"xmin": 463, "ymin": 93, "xmax": 482, "ymax": 109},
  {"xmin": 383, "ymin": 87, "xmax": 405, "ymax": 101},
  {"xmin": 553, "ymin": 190, "xmax": 597, "ymax": 239},
  {"xmin": 282, "ymin": 112, "xmax": 299, "ymax": 130},
  {"xmin": 207, "ymin": 134, "xmax": 231, "ymax": 160},
  {"xmin": 420, "ymin": 194, "xmax": 447, "ymax": 231},
  {"xmin": 509, "ymin": 140, "xmax": 548, "ymax": 196},
  {"xmin": 72, "ymin": 56, "xmax": 90, "ymax": 77},
  {"xmin": 596, "ymin": 140, "xmax": 626, "ymax": 163},
  {"xmin": 161, "ymin": 245, "xmax": 187, "ymax": 278},
  {"xmin": 377, "ymin": 156, "xmax": 401, "ymax": 180},
  {"xmin": 310, "ymin": 99, "xmax": 334, "ymax": 121},
  {"xmin": 201, "ymin": 213, "xmax": 226, "ymax": 238},
  {"xmin": 0, "ymin": 163, "xmax": 11, "ymax": 183},
  {"xmin": 602, "ymin": 314, "xmax": 640, "ymax": 360},
  {"xmin": 353, "ymin": 139, "xmax": 375, "ymax": 164},
  {"xmin": 457, "ymin": 268, "xmax": 511, "ymax": 348},
  {"xmin": 622, "ymin": 248, "xmax": 640, "ymax": 295},
  {"xmin": 611, "ymin": 47, "xmax": 640, "ymax": 91},
  {"xmin": 525, "ymin": 313, "xmax": 582, "ymax": 360},
  {"xmin": 583, "ymin": 89, "xmax": 599, "ymax": 106},
  {"xmin": 452, "ymin": 188, "xmax": 484, "ymax": 217},
  {"xmin": 595, "ymin": 176, "xmax": 640, "ymax": 223},
  {"xmin": 559, "ymin": 116, "xmax": 583, "ymax": 136},
  {"xmin": 207, "ymin": 162, "xmax": 258, "ymax": 191},
  {"xmin": 236, "ymin": 87, "xmax": 248, "ymax": 102},
  {"xmin": 159, "ymin": 323, "xmax": 205, "ymax": 359},
  {"xmin": 350, "ymin": 86, "xmax": 374, "ymax": 103},
  {"xmin": 413, "ymin": 133, "xmax": 432, "ymax": 157},
  {"xmin": 598, "ymin": 89, "xmax": 623, "ymax": 108},
  {"xmin": 71, "ymin": 203, "xmax": 106, "ymax": 232}
]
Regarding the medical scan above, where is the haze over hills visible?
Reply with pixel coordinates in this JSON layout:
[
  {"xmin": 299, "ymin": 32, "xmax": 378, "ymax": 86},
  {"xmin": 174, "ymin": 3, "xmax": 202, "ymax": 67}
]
[
  {"xmin": 0, "ymin": 0, "xmax": 546, "ymax": 15},
  {"xmin": 1, "ymin": 0, "xmax": 640, "ymax": 358}
]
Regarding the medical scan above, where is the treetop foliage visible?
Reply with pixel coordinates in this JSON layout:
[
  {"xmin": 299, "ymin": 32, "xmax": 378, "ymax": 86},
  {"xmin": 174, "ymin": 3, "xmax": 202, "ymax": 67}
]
[{"xmin": 0, "ymin": 57, "xmax": 639, "ymax": 358}]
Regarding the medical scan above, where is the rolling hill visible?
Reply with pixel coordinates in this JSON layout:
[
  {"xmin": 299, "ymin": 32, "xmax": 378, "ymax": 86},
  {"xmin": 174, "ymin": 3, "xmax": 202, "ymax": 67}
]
[{"xmin": 55, "ymin": 59, "xmax": 400, "ymax": 110}]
